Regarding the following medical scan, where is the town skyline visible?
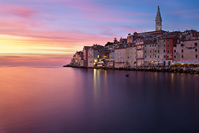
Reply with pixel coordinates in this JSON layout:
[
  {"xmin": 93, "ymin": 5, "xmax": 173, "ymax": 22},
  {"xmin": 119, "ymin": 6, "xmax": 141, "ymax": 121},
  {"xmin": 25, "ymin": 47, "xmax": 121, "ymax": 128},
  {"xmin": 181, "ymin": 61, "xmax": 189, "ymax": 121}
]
[{"xmin": 0, "ymin": 0, "xmax": 198, "ymax": 66}]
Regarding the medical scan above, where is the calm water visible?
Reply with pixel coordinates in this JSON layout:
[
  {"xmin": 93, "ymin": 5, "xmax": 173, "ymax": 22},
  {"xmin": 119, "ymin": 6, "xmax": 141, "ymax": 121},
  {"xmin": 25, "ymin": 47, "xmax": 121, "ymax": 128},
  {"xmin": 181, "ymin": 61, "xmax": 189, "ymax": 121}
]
[{"xmin": 0, "ymin": 67, "xmax": 199, "ymax": 133}]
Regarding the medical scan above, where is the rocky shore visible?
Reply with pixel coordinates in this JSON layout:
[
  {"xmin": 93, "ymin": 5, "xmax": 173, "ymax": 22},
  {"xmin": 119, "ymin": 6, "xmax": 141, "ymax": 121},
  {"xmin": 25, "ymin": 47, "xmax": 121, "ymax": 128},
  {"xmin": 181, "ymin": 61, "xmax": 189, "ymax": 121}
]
[{"xmin": 63, "ymin": 65, "xmax": 199, "ymax": 74}]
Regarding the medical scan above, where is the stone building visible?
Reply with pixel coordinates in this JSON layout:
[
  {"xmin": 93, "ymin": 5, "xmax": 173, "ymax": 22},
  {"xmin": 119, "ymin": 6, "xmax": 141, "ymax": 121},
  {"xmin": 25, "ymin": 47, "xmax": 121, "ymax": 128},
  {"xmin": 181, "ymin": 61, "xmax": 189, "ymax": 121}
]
[
  {"xmin": 125, "ymin": 46, "xmax": 137, "ymax": 68},
  {"xmin": 144, "ymin": 42, "xmax": 158, "ymax": 65},
  {"xmin": 174, "ymin": 40, "xmax": 199, "ymax": 63},
  {"xmin": 114, "ymin": 48, "xmax": 126, "ymax": 68}
]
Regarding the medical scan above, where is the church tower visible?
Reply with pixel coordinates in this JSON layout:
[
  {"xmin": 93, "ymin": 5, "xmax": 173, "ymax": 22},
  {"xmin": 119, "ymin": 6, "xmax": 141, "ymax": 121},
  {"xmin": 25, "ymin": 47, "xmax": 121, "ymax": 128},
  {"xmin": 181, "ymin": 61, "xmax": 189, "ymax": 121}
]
[{"xmin": 155, "ymin": 6, "xmax": 162, "ymax": 31}]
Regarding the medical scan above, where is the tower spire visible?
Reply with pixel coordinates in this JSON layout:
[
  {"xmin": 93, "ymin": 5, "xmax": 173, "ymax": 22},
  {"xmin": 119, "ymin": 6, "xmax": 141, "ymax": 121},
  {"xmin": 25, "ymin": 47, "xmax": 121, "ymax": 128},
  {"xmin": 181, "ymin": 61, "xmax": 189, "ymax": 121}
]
[{"xmin": 155, "ymin": 6, "xmax": 162, "ymax": 31}]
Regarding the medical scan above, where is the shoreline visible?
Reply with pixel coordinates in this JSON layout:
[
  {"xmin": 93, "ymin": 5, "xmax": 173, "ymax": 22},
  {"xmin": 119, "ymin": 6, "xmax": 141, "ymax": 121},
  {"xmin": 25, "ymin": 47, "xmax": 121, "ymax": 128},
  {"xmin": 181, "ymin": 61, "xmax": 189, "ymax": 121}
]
[{"xmin": 63, "ymin": 65, "xmax": 199, "ymax": 74}]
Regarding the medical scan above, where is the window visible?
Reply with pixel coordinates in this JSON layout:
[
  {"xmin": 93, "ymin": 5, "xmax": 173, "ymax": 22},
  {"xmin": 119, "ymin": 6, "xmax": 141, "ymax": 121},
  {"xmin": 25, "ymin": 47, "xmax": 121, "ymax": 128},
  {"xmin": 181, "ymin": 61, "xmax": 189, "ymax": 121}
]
[
  {"xmin": 164, "ymin": 55, "xmax": 165, "ymax": 58},
  {"xmin": 155, "ymin": 50, "xmax": 156, "ymax": 53},
  {"xmin": 164, "ymin": 44, "xmax": 165, "ymax": 47},
  {"xmin": 174, "ymin": 50, "xmax": 176, "ymax": 53},
  {"xmin": 167, "ymin": 39, "xmax": 169, "ymax": 42},
  {"xmin": 182, "ymin": 55, "xmax": 183, "ymax": 58},
  {"xmin": 195, "ymin": 49, "xmax": 197, "ymax": 52},
  {"xmin": 145, "ymin": 51, "xmax": 146, "ymax": 53},
  {"xmin": 155, "ymin": 45, "xmax": 156, "ymax": 47},
  {"xmin": 167, "ymin": 45, "xmax": 169, "ymax": 47},
  {"xmin": 155, "ymin": 55, "xmax": 156, "ymax": 58},
  {"xmin": 158, "ymin": 55, "xmax": 159, "ymax": 58},
  {"xmin": 150, "ymin": 51, "xmax": 151, "ymax": 53},
  {"xmin": 196, "ymin": 55, "xmax": 198, "ymax": 58},
  {"xmin": 174, "ymin": 55, "xmax": 176, "ymax": 58},
  {"xmin": 167, "ymin": 50, "xmax": 169, "ymax": 53},
  {"xmin": 145, "ymin": 55, "xmax": 147, "ymax": 58},
  {"xmin": 195, "ymin": 43, "xmax": 198, "ymax": 46},
  {"xmin": 167, "ymin": 56, "xmax": 169, "ymax": 58},
  {"xmin": 150, "ymin": 45, "xmax": 151, "ymax": 47},
  {"xmin": 158, "ymin": 45, "xmax": 159, "ymax": 47},
  {"xmin": 150, "ymin": 55, "xmax": 151, "ymax": 58},
  {"xmin": 181, "ymin": 44, "xmax": 184, "ymax": 46},
  {"xmin": 158, "ymin": 50, "xmax": 159, "ymax": 53},
  {"xmin": 164, "ymin": 40, "xmax": 165, "ymax": 42},
  {"xmin": 145, "ymin": 45, "xmax": 146, "ymax": 47},
  {"xmin": 182, "ymin": 49, "xmax": 183, "ymax": 52},
  {"xmin": 164, "ymin": 50, "xmax": 165, "ymax": 53}
]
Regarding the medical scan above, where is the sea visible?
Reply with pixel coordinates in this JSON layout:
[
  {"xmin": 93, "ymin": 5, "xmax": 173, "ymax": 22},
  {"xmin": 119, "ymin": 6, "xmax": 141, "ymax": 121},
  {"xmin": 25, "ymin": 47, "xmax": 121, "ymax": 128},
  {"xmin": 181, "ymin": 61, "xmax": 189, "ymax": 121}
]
[{"xmin": 0, "ymin": 66, "xmax": 199, "ymax": 133}]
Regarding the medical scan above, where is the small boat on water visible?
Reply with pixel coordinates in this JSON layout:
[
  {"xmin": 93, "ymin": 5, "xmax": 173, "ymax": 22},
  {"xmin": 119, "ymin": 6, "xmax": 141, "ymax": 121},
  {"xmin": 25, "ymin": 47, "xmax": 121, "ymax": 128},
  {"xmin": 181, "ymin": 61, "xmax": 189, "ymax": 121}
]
[{"xmin": 125, "ymin": 74, "xmax": 129, "ymax": 77}]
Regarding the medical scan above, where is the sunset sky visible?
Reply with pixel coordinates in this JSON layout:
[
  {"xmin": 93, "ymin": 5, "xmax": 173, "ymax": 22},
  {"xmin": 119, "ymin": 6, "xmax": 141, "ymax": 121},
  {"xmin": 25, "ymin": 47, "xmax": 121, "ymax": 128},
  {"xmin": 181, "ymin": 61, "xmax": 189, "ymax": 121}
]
[{"xmin": 0, "ymin": 0, "xmax": 198, "ymax": 66}]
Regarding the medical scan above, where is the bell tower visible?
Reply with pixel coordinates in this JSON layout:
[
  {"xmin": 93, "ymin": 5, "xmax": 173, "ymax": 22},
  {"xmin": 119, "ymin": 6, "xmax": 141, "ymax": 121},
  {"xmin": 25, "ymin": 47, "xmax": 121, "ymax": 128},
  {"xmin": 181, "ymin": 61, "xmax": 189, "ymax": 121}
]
[{"xmin": 155, "ymin": 6, "xmax": 162, "ymax": 31}]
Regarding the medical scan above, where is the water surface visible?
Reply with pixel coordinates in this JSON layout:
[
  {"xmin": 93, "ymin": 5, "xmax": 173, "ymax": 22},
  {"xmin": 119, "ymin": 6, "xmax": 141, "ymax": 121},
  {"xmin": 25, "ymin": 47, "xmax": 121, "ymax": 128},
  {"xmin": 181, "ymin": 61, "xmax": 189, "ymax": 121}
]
[{"xmin": 0, "ymin": 67, "xmax": 199, "ymax": 133}]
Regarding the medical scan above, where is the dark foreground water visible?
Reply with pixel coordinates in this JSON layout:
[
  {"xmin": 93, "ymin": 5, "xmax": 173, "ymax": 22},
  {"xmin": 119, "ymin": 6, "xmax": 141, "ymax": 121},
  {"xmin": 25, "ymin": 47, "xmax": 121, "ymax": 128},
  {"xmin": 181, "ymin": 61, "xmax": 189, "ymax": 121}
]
[{"xmin": 0, "ymin": 67, "xmax": 199, "ymax": 133}]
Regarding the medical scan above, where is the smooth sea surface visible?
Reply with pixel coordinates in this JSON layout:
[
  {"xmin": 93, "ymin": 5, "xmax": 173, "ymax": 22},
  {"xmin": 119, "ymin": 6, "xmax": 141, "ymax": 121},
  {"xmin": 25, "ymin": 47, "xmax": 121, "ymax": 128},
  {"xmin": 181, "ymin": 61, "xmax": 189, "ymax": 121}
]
[{"xmin": 0, "ymin": 67, "xmax": 199, "ymax": 133}]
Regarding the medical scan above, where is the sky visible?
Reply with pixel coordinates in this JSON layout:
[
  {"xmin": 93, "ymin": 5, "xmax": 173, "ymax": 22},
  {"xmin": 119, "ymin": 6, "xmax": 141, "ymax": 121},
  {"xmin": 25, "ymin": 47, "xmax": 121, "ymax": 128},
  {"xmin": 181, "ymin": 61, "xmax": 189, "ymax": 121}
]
[{"xmin": 0, "ymin": 0, "xmax": 198, "ymax": 67}]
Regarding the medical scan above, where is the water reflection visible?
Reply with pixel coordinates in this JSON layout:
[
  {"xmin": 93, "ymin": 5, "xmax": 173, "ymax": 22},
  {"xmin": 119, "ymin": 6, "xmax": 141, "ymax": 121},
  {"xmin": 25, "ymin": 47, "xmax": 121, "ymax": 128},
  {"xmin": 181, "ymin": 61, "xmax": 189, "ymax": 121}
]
[{"xmin": 0, "ymin": 67, "xmax": 199, "ymax": 133}]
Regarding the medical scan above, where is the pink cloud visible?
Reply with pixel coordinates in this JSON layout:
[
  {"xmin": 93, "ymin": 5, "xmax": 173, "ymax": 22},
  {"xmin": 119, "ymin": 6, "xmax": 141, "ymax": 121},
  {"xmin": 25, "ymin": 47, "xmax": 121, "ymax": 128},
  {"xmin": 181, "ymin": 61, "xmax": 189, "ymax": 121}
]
[
  {"xmin": 0, "ymin": 54, "xmax": 71, "ymax": 67},
  {"xmin": 168, "ymin": 9, "xmax": 199, "ymax": 14},
  {"xmin": 0, "ymin": 3, "xmax": 37, "ymax": 17},
  {"xmin": 127, "ymin": 13, "xmax": 154, "ymax": 16}
]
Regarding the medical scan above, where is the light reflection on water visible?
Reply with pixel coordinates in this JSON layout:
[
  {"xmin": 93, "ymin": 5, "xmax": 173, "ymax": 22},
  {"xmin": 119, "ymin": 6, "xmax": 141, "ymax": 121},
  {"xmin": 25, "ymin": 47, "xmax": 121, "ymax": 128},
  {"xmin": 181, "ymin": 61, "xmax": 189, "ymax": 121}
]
[{"xmin": 0, "ymin": 67, "xmax": 199, "ymax": 133}]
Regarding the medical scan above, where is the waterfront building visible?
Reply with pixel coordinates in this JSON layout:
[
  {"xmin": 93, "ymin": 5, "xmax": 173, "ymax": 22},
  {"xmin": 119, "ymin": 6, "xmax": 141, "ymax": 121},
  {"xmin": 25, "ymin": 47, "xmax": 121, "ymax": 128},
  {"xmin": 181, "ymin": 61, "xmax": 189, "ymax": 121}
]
[
  {"xmin": 87, "ymin": 48, "xmax": 98, "ymax": 67},
  {"xmin": 134, "ymin": 37, "xmax": 145, "ymax": 66},
  {"xmin": 144, "ymin": 42, "xmax": 158, "ymax": 65},
  {"xmin": 174, "ymin": 40, "xmax": 199, "ymax": 63},
  {"xmin": 125, "ymin": 46, "xmax": 136, "ymax": 68},
  {"xmin": 164, "ymin": 36, "xmax": 179, "ymax": 65},
  {"xmin": 71, "ymin": 51, "xmax": 83, "ymax": 66},
  {"xmin": 83, "ymin": 46, "xmax": 91, "ymax": 67},
  {"xmin": 114, "ymin": 48, "xmax": 126, "ymax": 68}
]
